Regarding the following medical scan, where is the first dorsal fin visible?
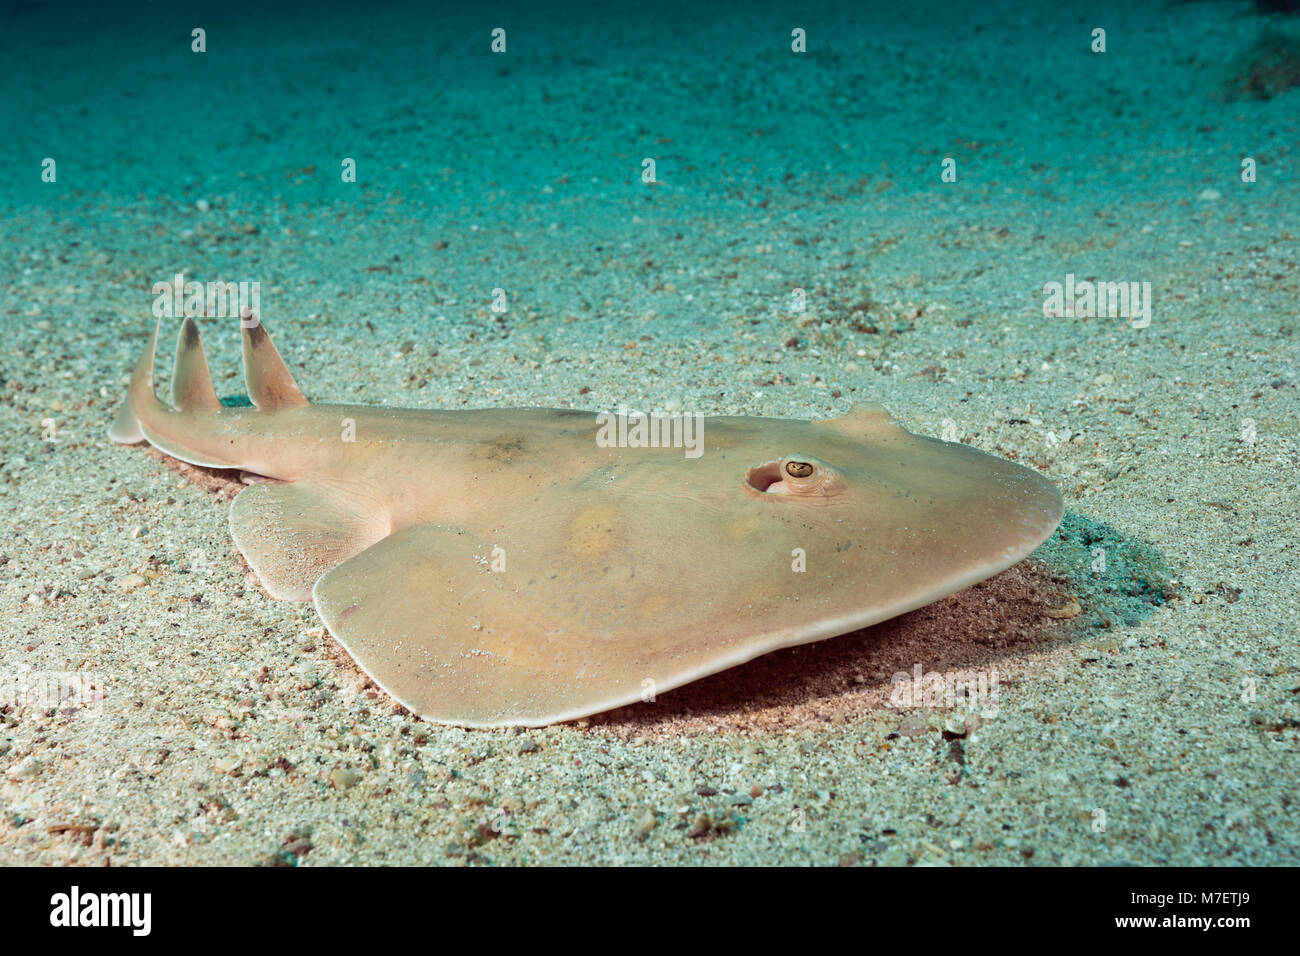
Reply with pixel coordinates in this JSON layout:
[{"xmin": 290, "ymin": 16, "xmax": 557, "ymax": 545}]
[
  {"xmin": 240, "ymin": 310, "xmax": 308, "ymax": 409},
  {"xmin": 171, "ymin": 317, "xmax": 221, "ymax": 411}
]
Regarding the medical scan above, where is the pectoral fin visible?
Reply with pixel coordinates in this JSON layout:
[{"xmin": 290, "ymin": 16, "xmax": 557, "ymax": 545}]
[
  {"xmin": 312, "ymin": 523, "xmax": 666, "ymax": 727},
  {"xmin": 230, "ymin": 480, "xmax": 389, "ymax": 601}
]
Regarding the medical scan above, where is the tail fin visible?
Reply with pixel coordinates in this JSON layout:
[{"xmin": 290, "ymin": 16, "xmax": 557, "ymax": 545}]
[
  {"xmin": 108, "ymin": 318, "xmax": 163, "ymax": 444},
  {"xmin": 241, "ymin": 310, "xmax": 308, "ymax": 409},
  {"xmin": 108, "ymin": 394, "xmax": 145, "ymax": 443}
]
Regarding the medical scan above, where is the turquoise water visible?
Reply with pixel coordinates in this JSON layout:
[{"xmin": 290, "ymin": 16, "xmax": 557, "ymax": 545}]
[
  {"xmin": 7, "ymin": 6, "xmax": 1294, "ymax": 223},
  {"xmin": 3, "ymin": 0, "xmax": 1291, "ymax": 383},
  {"xmin": 5, "ymin": 1, "xmax": 1294, "ymax": 348},
  {"xmin": 7, "ymin": 1, "xmax": 1292, "ymax": 206}
]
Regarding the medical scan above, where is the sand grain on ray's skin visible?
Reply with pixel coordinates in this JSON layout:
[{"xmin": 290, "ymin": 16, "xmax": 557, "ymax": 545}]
[{"xmin": 109, "ymin": 311, "xmax": 1064, "ymax": 729}]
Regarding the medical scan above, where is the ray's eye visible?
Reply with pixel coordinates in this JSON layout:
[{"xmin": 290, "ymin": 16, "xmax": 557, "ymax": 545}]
[{"xmin": 744, "ymin": 457, "xmax": 833, "ymax": 496}]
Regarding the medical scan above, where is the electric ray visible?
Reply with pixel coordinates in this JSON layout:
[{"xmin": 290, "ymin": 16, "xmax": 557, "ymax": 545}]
[{"xmin": 110, "ymin": 313, "xmax": 1064, "ymax": 727}]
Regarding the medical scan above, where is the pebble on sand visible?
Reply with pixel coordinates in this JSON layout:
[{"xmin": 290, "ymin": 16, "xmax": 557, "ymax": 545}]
[
  {"xmin": 686, "ymin": 814, "xmax": 713, "ymax": 839},
  {"xmin": 633, "ymin": 809, "xmax": 657, "ymax": 841},
  {"xmin": 6, "ymin": 756, "xmax": 41, "ymax": 780},
  {"xmin": 899, "ymin": 714, "xmax": 930, "ymax": 738},
  {"xmin": 330, "ymin": 767, "xmax": 362, "ymax": 791},
  {"xmin": 1044, "ymin": 597, "xmax": 1081, "ymax": 619}
]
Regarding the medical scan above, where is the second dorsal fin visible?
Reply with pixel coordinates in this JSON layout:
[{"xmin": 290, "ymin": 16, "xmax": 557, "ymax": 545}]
[{"xmin": 240, "ymin": 310, "xmax": 308, "ymax": 409}]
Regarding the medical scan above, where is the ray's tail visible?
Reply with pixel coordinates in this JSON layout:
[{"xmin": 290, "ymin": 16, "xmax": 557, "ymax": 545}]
[{"xmin": 108, "ymin": 310, "xmax": 309, "ymax": 449}]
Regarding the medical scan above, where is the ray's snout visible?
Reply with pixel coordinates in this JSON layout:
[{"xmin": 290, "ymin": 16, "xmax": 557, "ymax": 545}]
[{"xmin": 902, "ymin": 435, "xmax": 1064, "ymax": 574}]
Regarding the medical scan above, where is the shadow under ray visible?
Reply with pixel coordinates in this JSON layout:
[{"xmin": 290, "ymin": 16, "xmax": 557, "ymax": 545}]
[{"xmin": 585, "ymin": 511, "xmax": 1177, "ymax": 737}]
